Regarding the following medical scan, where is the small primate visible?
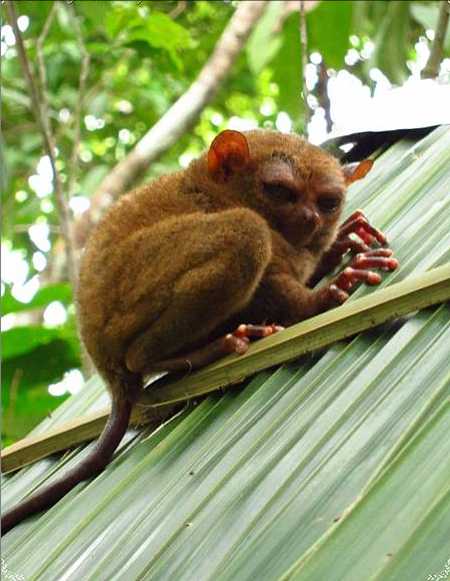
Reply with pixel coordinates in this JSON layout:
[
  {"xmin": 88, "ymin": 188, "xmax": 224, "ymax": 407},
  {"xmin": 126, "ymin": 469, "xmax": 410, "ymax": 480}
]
[{"xmin": 2, "ymin": 130, "xmax": 398, "ymax": 532}]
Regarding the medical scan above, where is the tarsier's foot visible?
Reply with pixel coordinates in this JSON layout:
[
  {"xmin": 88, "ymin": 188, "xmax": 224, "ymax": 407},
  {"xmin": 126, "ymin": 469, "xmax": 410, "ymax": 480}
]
[
  {"xmin": 213, "ymin": 323, "xmax": 285, "ymax": 357},
  {"xmin": 153, "ymin": 324, "xmax": 284, "ymax": 373},
  {"xmin": 233, "ymin": 323, "xmax": 284, "ymax": 340},
  {"xmin": 328, "ymin": 247, "xmax": 399, "ymax": 304}
]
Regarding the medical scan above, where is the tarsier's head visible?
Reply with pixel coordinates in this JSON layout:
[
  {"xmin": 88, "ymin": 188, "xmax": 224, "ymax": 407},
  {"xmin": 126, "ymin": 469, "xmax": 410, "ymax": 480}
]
[{"xmin": 205, "ymin": 129, "xmax": 372, "ymax": 250}]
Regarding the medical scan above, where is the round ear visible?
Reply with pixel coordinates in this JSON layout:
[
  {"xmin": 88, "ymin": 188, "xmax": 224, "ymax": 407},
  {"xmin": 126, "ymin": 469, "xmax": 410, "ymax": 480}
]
[
  {"xmin": 207, "ymin": 130, "xmax": 250, "ymax": 180},
  {"xmin": 343, "ymin": 159, "xmax": 374, "ymax": 185}
]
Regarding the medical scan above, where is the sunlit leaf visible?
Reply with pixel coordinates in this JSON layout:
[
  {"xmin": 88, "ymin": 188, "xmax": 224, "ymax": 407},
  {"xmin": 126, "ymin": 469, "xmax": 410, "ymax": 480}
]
[
  {"xmin": 370, "ymin": 1, "xmax": 411, "ymax": 84},
  {"xmin": 77, "ymin": 0, "xmax": 110, "ymax": 29},
  {"xmin": 1, "ymin": 340, "xmax": 80, "ymax": 443},
  {"xmin": 1, "ymin": 283, "xmax": 73, "ymax": 316},
  {"xmin": 246, "ymin": 1, "xmax": 284, "ymax": 74},
  {"xmin": 308, "ymin": 0, "xmax": 352, "ymax": 68},
  {"xmin": 272, "ymin": 13, "xmax": 303, "ymax": 123}
]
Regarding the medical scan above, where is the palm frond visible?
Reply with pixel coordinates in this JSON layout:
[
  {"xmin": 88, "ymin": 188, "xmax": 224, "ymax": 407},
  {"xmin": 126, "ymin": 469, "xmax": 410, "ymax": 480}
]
[{"xmin": 2, "ymin": 126, "xmax": 450, "ymax": 581}]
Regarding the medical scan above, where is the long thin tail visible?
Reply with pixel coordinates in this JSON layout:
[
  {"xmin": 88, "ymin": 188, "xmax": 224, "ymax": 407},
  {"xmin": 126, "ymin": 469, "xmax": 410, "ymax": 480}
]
[{"xmin": 1, "ymin": 395, "xmax": 132, "ymax": 534}]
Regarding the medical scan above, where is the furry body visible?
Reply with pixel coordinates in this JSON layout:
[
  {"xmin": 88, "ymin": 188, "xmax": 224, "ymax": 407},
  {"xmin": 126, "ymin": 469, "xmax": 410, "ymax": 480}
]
[{"xmin": 3, "ymin": 130, "xmax": 375, "ymax": 532}]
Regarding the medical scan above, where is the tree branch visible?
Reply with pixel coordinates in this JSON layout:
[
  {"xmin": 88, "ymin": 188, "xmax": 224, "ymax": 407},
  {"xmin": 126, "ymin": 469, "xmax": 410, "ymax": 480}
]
[
  {"xmin": 66, "ymin": 1, "xmax": 91, "ymax": 197},
  {"xmin": 6, "ymin": 0, "xmax": 77, "ymax": 287},
  {"xmin": 169, "ymin": 0, "xmax": 188, "ymax": 20},
  {"xmin": 299, "ymin": 0, "xmax": 310, "ymax": 133},
  {"xmin": 73, "ymin": 0, "xmax": 269, "ymax": 248},
  {"xmin": 36, "ymin": 2, "xmax": 57, "ymax": 93},
  {"xmin": 317, "ymin": 60, "xmax": 332, "ymax": 133},
  {"xmin": 422, "ymin": 1, "xmax": 450, "ymax": 79}
]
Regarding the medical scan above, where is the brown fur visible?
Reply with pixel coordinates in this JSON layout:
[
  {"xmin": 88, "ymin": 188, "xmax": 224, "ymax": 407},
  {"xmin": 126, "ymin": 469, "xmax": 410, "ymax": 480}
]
[
  {"xmin": 2, "ymin": 130, "xmax": 352, "ymax": 532},
  {"xmin": 77, "ymin": 130, "xmax": 347, "ymax": 396}
]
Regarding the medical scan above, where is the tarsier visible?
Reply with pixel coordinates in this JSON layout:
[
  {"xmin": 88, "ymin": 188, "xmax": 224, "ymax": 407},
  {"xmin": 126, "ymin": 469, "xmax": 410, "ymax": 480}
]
[{"xmin": 2, "ymin": 130, "xmax": 398, "ymax": 532}]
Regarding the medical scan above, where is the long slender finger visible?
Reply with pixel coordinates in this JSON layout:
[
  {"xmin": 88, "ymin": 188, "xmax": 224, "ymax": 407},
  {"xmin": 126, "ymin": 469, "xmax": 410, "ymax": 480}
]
[
  {"xmin": 234, "ymin": 323, "xmax": 281, "ymax": 339},
  {"xmin": 356, "ymin": 248, "xmax": 393, "ymax": 257},
  {"xmin": 335, "ymin": 267, "xmax": 382, "ymax": 291},
  {"xmin": 332, "ymin": 236, "xmax": 370, "ymax": 255},
  {"xmin": 328, "ymin": 284, "xmax": 349, "ymax": 304},
  {"xmin": 356, "ymin": 227, "xmax": 376, "ymax": 246},
  {"xmin": 269, "ymin": 324, "xmax": 285, "ymax": 333},
  {"xmin": 339, "ymin": 209, "xmax": 367, "ymax": 228},
  {"xmin": 339, "ymin": 215, "xmax": 387, "ymax": 245},
  {"xmin": 352, "ymin": 255, "xmax": 399, "ymax": 271}
]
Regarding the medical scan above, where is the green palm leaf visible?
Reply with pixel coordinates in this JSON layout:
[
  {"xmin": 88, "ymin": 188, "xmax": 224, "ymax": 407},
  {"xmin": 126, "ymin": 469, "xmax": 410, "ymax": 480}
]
[{"xmin": 2, "ymin": 126, "xmax": 450, "ymax": 581}]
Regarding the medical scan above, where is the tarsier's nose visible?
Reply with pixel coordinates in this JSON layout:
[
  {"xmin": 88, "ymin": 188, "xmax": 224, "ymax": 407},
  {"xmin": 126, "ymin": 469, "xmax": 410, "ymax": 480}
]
[{"xmin": 303, "ymin": 206, "xmax": 320, "ymax": 231}]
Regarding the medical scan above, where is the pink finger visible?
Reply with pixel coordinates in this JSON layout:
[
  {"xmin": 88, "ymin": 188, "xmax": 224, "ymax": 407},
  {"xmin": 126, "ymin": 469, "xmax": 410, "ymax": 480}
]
[
  {"xmin": 234, "ymin": 324, "xmax": 276, "ymax": 338},
  {"xmin": 340, "ymin": 216, "xmax": 387, "ymax": 245},
  {"xmin": 336, "ymin": 267, "xmax": 382, "ymax": 290},
  {"xmin": 269, "ymin": 324, "xmax": 285, "ymax": 333},
  {"xmin": 334, "ymin": 236, "xmax": 370, "ymax": 255},
  {"xmin": 329, "ymin": 284, "xmax": 349, "ymax": 303},
  {"xmin": 352, "ymin": 256, "xmax": 399, "ymax": 270},
  {"xmin": 356, "ymin": 227, "xmax": 376, "ymax": 245},
  {"xmin": 340, "ymin": 209, "xmax": 366, "ymax": 228},
  {"xmin": 358, "ymin": 248, "xmax": 393, "ymax": 257},
  {"xmin": 356, "ymin": 223, "xmax": 387, "ymax": 245}
]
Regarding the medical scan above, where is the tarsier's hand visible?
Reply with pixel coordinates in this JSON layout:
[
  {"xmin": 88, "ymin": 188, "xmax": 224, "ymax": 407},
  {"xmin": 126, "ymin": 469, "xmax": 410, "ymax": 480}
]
[
  {"xmin": 327, "ymin": 209, "xmax": 388, "ymax": 264},
  {"xmin": 325, "ymin": 210, "xmax": 399, "ymax": 306}
]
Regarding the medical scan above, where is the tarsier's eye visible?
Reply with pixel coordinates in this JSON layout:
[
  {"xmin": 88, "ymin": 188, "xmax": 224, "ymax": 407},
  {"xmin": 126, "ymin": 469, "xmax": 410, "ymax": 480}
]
[
  {"xmin": 317, "ymin": 195, "xmax": 341, "ymax": 213},
  {"xmin": 263, "ymin": 182, "xmax": 297, "ymax": 204}
]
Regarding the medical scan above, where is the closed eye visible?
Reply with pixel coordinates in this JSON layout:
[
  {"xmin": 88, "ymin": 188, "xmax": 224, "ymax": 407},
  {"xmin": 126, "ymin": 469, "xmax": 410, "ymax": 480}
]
[
  {"xmin": 263, "ymin": 182, "xmax": 297, "ymax": 204},
  {"xmin": 317, "ymin": 195, "xmax": 341, "ymax": 213}
]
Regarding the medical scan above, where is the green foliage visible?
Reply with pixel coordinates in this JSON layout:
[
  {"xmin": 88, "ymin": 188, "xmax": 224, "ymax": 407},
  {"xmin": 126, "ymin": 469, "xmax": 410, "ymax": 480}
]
[
  {"xmin": 2, "ymin": 333, "xmax": 80, "ymax": 445},
  {"xmin": 246, "ymin": 2, "xmax": 284, "ymax": 74},
  {"xmin": 1, "ymin": 339, "xmax": 79, "ymax": 445},
  {"xmin": 370, "ymin": 1, "xmax": 412, "ymax": 84},
  {"xmin": 2, "ymin": 324, "xmax": 75, "ymax": 360},
  {"xmin": 2, "ymin": 282, "xmax": 72, "ymax": 315},
  {"xmin": 1, "ymin": 326, "xmax": 80, "ymax": 446},
  {"xmin": 272, "ymin": 13, "xmax": 303, "ymax": 124},
  {"xmin": 1, "ymin": 281, "xmax": 79, "ymax": 443},
  {"xmin": 308, "ymin": 0, "xmax": 353, "ymax": 68}
]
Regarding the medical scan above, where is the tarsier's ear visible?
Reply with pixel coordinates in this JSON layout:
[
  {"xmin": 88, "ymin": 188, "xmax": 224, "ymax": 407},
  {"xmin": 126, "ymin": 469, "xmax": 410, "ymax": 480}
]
[
  {"xmin": 342, "ymin": 159, "xmax": 374, "ymax": 185},
  {"xmin": 208, "ymin": 130, "xmax": 250, "ymax": 180}
]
